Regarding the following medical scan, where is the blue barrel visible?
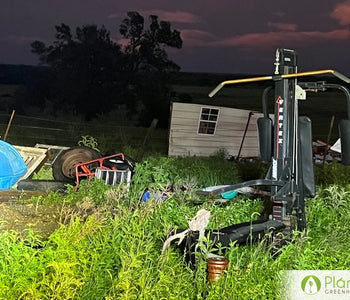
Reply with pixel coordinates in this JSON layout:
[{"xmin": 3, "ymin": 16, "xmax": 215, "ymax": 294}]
[{"xmin": 0, "ymin": 141, "xmax": 27, "ymax": 189}]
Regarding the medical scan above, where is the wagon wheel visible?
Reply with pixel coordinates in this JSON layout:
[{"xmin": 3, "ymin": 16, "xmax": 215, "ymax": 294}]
[{"xmin": 52, "ymin": 146, "xmax": 101, "ymax": 182}]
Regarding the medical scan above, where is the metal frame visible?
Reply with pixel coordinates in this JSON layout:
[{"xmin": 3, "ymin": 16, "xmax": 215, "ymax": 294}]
[{"xmin": 198, "ymin": 48, "xmax": 350, "ymax": 245}]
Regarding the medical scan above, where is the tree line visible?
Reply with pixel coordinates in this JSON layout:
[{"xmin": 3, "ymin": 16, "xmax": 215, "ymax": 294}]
[{"xmin": 16, "ymin": 11, "xmax": 183, "ymax": 128}]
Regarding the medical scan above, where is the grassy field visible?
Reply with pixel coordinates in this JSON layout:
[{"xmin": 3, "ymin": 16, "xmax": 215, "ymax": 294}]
[{"xmin": 0, "ymin": 155, "xmax": 349, "ymax": 299}]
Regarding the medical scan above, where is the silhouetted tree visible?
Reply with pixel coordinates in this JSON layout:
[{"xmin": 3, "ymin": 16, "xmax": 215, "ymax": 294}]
[
  {"xmin": 26, "ymin": 12, "xmax": 182, "ymax": 126},
  {"xmin": 119, "ymin": 11, "xmax": 182, "ymax": 127},
  {"xmin": 120, "ymin": 11, "xmax": 182, "ymax": 72},
  {"xmin": 30, "ymin": 24, "xmax": 125, "ymax": 119}
]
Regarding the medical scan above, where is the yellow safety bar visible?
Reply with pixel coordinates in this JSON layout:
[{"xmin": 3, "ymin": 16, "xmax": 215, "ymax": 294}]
[{"xmin": 209, "ymin": 69, "xmax": 350, "ymax": 98}]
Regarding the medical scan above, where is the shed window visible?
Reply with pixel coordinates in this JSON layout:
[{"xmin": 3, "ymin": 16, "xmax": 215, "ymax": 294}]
[{"xmin": 198, "ymin": 108, "xmax": 219, "ymax": 134}]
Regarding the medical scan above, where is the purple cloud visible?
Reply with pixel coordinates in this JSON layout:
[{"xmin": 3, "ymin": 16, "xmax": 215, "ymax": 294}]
[
  {"xmin": 140, "ymin": 10, "xmax": 201, "ymax": 24},
  {"xmin": 0, "ymin": 35, "xmax": 39, "ymax": 45},
  {"xmin": 204, "ymin": 29, "xmax": 350, "ymax": 48},
  {"xmin": 268, "ymin": 22, "xmax": 298, "ymax": 32},
  {"xmin": 331, "ymin": 0, "xmax": 350, "ymax": 25},
  {"xmin": 180, "ymin": 29, "xmax": 214, "ymax": 47}
]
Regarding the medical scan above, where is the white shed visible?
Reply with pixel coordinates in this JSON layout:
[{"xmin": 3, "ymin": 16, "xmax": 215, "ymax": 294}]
[{"xmin": 168, "ymin": 102, "xmax": 265, "ymax": 158}]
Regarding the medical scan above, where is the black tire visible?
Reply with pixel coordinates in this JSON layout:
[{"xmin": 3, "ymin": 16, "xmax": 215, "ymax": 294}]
[
  {"xmin": 52, "ymin": 146, "xmax": 101, "ymax": 182},
  {"xmin": 103, "ymin": 150, "xmax": 136, "ymax": 171},
  {"xmin": 17, "ymin": 179, "xmax": 71, "ymax": 192}
]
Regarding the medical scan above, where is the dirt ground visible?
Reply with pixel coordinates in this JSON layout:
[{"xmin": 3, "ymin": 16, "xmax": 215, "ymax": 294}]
[{"xmin": 0, "ymin": 201, "xmax": 61, "ymax": 239}]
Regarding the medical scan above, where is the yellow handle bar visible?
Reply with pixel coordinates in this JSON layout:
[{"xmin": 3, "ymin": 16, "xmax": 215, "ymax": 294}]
[{"xmin": 209, "ymin": 69, "xmax": 350, "ymax": 98}]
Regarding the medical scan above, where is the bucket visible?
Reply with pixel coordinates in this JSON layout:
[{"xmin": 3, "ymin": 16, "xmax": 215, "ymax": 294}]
[
  {"xmin": 0, "ymin": 141, "xmax": 27, "ymax": 189},
  {"xmin": 207, "ymin": 256, "xmax": 229, "ymax": 283}
]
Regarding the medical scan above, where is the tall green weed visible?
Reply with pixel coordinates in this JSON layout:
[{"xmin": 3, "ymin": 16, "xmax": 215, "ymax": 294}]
[{"xmin": 0, "ymin": 156, "xmax": 350, "ymax": 298}]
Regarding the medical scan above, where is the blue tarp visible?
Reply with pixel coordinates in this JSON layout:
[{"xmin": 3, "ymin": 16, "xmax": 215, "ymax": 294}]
[{"xmin": 0, "ymin": 141, "xmax": 27, "ymax": 189}]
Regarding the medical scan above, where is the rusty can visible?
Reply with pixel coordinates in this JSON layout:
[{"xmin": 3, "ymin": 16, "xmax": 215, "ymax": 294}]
[{"xmin": 207, "ymin": 256, "xmax": 229, "ymax": 283}]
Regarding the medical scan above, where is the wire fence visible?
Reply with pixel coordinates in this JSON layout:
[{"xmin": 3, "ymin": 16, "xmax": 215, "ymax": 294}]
[{"xmin": 0, "ymin": 113, "xmax": 168, "ymax": 155}]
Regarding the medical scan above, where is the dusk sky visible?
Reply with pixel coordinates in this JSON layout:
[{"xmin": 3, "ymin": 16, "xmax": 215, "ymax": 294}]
[{"xmin": 2, "ymin": 0, "xmax": 350, "ymax": 74}]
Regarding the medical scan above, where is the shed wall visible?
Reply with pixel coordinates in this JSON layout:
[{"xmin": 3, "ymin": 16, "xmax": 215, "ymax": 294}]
[{"xmin": 168, "ymin": 102, "xmax": 266, "ymax": 157}]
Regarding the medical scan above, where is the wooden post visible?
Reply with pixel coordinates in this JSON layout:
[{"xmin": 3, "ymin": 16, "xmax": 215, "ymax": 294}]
[
  {"xmin": 136, "ymin": 118, "xmax": 159, "ymax": 161},
  {"xmin": 3, "ymin": 110, "xmax": 15, "ymax": 141}
]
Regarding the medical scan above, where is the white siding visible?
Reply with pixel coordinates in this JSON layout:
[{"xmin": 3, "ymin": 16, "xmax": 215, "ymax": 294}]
[{"xmin": 168, "ymin": 102, "xmax": 266, "ymax": 157}]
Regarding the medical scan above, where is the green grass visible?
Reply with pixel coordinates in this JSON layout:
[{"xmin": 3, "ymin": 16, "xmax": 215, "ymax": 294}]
[{"xmin": 0, "ymin": 157, "xmax": 350, "ymax": 299}]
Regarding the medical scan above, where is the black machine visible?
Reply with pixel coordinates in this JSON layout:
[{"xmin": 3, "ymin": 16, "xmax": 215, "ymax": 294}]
[{"xmin": 194, "ymin": 48, "xmax": 350, "ymax": 249}]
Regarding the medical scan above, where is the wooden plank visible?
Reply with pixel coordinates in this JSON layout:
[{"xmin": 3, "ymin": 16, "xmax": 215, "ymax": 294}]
[
  {"xmin": 169, "ymin": 141, "xmax": 259, "ymax": 151},
  {"xmin": 170, "ymin": 130, "xmax": 259, "ymax": 140},
  {"xmin": 169, "ymin": 137, "xmax": 260, "ymax": 156},
  {"xmin": 14, "ymin": 146, "xmax": 49, "ymax": 180}
]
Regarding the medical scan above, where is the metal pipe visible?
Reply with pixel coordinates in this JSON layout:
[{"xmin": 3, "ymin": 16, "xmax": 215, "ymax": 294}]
[
  {"xmin": 208, "ymin": 69, "xmax": 350, "ymax": 98},
  {"xmin": 323, "ymin": 84, "xmax": 350, "ymax": 120},
  {"xmin": 236, "ymin": 112, "xmax": 253, "ymax": 161}
]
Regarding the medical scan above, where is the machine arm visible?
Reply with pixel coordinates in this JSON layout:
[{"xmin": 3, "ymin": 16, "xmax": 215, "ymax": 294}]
[
  {"xmin": 197, "ymin": 179, "xmax": 285, "ymax": 196},
  {"xmin": 209, "ymin": 69, "xmax": 350, "ymax": 98},
  {"xmin": 299, "ymin": 82, "xmax": 350, "ymax": 120}
]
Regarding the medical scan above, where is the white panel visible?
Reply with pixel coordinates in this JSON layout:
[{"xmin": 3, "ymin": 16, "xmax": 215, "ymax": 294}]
[{"xmin": 169, "ymin": 102, "xmax": 267, "ymax": 158}]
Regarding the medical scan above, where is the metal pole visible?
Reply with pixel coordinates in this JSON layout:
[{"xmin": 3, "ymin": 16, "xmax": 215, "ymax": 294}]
[{"xmin": 236, "ymin": 112, "xmax": 253, "ymax": 161}]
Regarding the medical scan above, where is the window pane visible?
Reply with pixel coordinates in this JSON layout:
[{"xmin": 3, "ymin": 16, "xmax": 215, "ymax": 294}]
[
  {"xmin": 198, "ymin": 107, "xmax": 219, "ymax": 135},
  {"xmin": 210, "ymin": 109, "xmax": 219, "ymax": 115},
  {"xmin": 201, "ymin": 113, "xmax": 209, "ymax": 120},
  {"xmin": 198, "ymin": 121, "xmax": 206, "ymax": 133},
  {"xmin": 207, "ymin": 127, "xmax": 215, "ymax": 134}
]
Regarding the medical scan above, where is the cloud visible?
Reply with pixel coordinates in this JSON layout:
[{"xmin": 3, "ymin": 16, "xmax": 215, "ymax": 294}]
[
  {"xmin": 108, "ymin": 10, "xmax": 201, "ymax": 24},
  {"xmin": 113, "ymin": 38, "xmax": 128, "ymax": 48},
  {"xmin": 268, "ymin": 22, "xmax": 298, "ymax": 32},
  {"xmin": 207, "ymin": 29, "xmax": 350, "ymax": 48},
  {"xmin": 108, "ymin": 9, "xmax": 201, "ymax": 30},
  {"xmin": 0, "ymin": 35, "xmax": 38, "ymax": 45},
  {"xmin": 331, "ymin": 0, "xmax": 350, "ymax": 25},
  {"xmin": 107, "ymin": 12, "xmax": 123, "ymax": 19},
  {"xmin": 180, "ymin": 29, "xmax": 215, "ymax": 46},
  {"xmin": 272, "ymin": 10, "xmax": 286, "ymax": 18},
  {"xmin": 139, "ymin": 10, "xmax": 201, "ymax": 24}
]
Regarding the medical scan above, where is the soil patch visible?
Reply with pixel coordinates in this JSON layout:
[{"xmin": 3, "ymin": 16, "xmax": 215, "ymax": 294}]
[{"xmin": 0, "ymin": 201, "xmax": 62, "ymax": 239}]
